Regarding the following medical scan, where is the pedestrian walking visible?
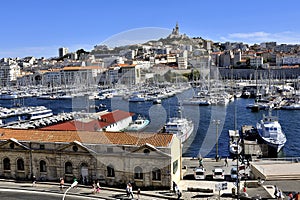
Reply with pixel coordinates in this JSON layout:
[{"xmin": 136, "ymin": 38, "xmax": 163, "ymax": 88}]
[
  {"xmin": 224, "ymin": 157, "xmax": 228, "ymax": 167},
  {"xmin": 59, "ymin": 177, "xmax": 64, "ymax": 191},
  {"xmin": 199, "ymin": 157, "xmax": 203, "ymax": 167},
  {"xmin": 288, "ymin": 192, "xmax": 293, "ymax": 200},
  {"xmin": 73, "ymin": 177, "xmax": 78, "ymax": 189},
  {"xmin": 277, "ymin": 190, "xmax": 283, "ymax": 200},
  {"xmin": 274, "ymin": 185, "xmax": 279, "ymax": 198},
  {"xmin": 126, "ymin": 183, "xmax": 134, "ymax": 199},
  {"xmin": 92, "ymin": 181, "xmax": 96, "ymax": 194},
  {"xmin": 96, "ymin": 180, "xmax": 101, "ymax": 193},
  {"xmin": 137, "ymin": 188, "xmax": 141, "ymax": 200},
  {"xmin": 32, "ymin": 175, "xmax": 36, "ymax": 187},
  {"xmin": 295, "ymin": 192, "xmax": 300, "ymax": 200},
  {"xmin": 177, "ymin": 190, "xmax": 182, "ymax": 199},
  {"xmin": 172, "ymin": 181, "xmax": 177, "ymax": 193},
  {"xmin": 175, "ymin": 184, "xmax": 179, "ymax": 194}
]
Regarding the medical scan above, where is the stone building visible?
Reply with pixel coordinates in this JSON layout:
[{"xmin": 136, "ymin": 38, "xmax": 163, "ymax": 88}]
[{"xmin": 0, "ymin": 128, "xmax": 181, "ymax": 188}]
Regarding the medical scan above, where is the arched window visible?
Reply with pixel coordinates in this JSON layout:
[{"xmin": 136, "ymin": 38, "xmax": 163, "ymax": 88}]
[
  {"xmin": 152, "ymin": 168, "xmax": 161, "ymax": 181},
  {"xmin": 3, "ymin": 158, "xmax": 10, "ymax": 170},
  {"xmin": 40, "ymin": 160, "xmax": 47, "ymax": 172},
  {"xmin": 65, "ymin": 162, "xmax": 73, "ymax": 174},
  {"xmin": 17, "ymin": 158, "xmax": 24, "ymax": 171},
  {"xmin": 134, "ymin": 166, "xmax": 143, "ymax": 179},
  {"xmin": 107, "ymin": 165, "xmax": 115, "ymax": 177}
]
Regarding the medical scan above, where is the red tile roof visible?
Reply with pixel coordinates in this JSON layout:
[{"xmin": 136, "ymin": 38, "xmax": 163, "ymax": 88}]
[
  {"xmin": 100, "ymin": 110, "xmax": 134, "ymax": 123},
  {"xmin": 62, "ymin": 66, "xmax": 104, "ymax": 71},
  {"xmin": 0, "ymin": 129, "xmax": 173, "ymax": 147},
  {"xmin": 116, "ymin": 64, "xmax": 136, "ymax": 67},
  {"xmin": 40, "ymin": 110, "xmax": 134, "ymax": 131}
]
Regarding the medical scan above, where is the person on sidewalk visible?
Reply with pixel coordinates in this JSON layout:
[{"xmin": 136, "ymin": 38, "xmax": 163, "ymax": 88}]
[
  {"xmin": 73, "ymin": 177, "xmax": 78, "ymax": 189},
  {"xmin": 277, "ymin": 190, "xmax": 283, "ymax": 200},
  {"xmin": 199, "ymin": 157, "xmax": 203, "ymax": 167},
  {"xmin": 177, "ymin": 190, "xmax": 182, "ymax": 199},
  {"xmin": 224, "ymin": 157, "xmax": 228, "ymax": 167},
  {"xmin": 288, "ymin": 192, "xmax": 293, "ymax": 200},
  {"xmin": 137, "ymin": 188, "xmax": 141, "ymax": 200},
  {"xmin": 96, "ymin": 180, "xmax": 101, "ymax": 193},
  {"xmin": 32, "ymin": 175, "xmax": 36, "ymax": 187},
  {"xmin": 92, "ymin": 181, "xmax": 96, "ymax": 194},
  {"xmin": 126, "ymin": 183, "xmax": 134, "ymax": 199},
  {"xmin": 274, "ymin": 185, "xmax": 278, "ymax": 198},
  {"xmin": 59, "ymin": 177, "xmax": 64, "ymax": 191},
  {"xmin": 295, "ymin": 192, "xmax": 300, "ymax": 200},
  {"xmin": 172, "ymin": 181, "xmax": 177, "ymax": 193}
]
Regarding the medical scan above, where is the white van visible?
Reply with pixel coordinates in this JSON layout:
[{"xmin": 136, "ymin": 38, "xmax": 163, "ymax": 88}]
[
  {"xmin": 212, "ymin": 168, "xmax": 225, "ymax": 180},
  {"xmin": 194, "ymin": 167, "xmax": 206, "ymax": 180}
]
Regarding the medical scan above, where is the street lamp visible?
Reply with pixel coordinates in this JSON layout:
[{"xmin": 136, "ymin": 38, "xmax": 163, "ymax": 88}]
[
  {"xmin": 213, "ymin": 119, "xmax": 220, "ymax": 161},
  {"xmin": 62, "ymin": 181, "xmax": 78, "ymax": 200},
  {"xmin": 236, "ymin": 138, "xmax": 241, "ymax": 199}
]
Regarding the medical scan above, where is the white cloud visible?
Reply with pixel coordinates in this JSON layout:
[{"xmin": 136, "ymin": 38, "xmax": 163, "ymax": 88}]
[
  {"xmin": 228, "ymin": 32, "xmax": 270, "ymax": 38},
  {"xmin": 219, "ymin": 31, "xmax": 300, "ymax": 44}
]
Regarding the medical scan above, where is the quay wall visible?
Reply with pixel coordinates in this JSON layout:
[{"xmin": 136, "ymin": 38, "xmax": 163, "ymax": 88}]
[{"xmin": 218, "ymin": 68, "xmax": 300, "ymax": 80}]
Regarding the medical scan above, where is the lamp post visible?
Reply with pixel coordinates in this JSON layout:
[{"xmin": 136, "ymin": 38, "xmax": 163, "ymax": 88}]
[
  {"xmin": 62, "ymin": 181, "xmax": 78, "ymax": 200},
  {"xmin": 213, "ymin": 119, "xmax": 220, "ymax": 161},
  {"xmin": 236, "ymin": 138, "xmax": 240, "ymax": 199}
]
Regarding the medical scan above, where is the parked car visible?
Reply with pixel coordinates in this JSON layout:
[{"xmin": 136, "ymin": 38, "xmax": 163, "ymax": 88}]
[
  {"xmin": 194, "ymin": 167, "xmax": 206, "ymax": 180},
  {"xmin": 212, "ymin": 168, "xmax": 225, "ymax": 180}
]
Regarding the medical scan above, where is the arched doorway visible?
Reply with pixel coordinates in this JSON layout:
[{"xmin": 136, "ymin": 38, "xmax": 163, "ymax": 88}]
[{"xmin": 80, "ymin": 163, "xmax": 89, "ymax": 185}]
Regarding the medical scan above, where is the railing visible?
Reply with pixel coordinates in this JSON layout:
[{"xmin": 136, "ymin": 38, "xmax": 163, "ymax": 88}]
[{"xmin": 253, "ymin": 156, "xmax": 300, "ymax": 164}]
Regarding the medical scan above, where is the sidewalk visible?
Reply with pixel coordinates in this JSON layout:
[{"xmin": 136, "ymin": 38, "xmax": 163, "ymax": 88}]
[{"xmin": 0, "ymin": 179, "xmax": 180, "ymax": 200}]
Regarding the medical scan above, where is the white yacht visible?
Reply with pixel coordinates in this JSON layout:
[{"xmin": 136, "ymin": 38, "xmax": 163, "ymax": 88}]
[
  {"xmin": 164, "ymin": 116, "xmax": 194, "ymax": 143},
  {"xmin": 256, "ymin": 110, "xmax": 287, "ymax": 152},
  {"xmin": 24, "ymin": 107, "xmax": 53, "ymax": 120}
]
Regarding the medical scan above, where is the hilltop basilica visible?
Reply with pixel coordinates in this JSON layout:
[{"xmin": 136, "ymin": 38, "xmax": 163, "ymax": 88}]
[{"xmin": 167, "ymin": 22, "xmax": 188, "ymax": 39}]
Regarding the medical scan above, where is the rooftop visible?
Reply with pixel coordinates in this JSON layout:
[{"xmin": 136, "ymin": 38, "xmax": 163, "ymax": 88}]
[
  {"xmin": 40, "ymin": 110, "xmax": 134, "ymax": 131},
  {"xmin": 0, "ymin": 128, "xmax": 174, "ymax": 147}
]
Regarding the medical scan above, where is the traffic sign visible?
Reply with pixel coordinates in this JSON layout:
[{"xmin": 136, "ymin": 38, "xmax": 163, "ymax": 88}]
[
  {"xmin": 221, "ymin": 182, "xmax": 227, "ymax": 190},
  {"xmin": 215, "ymin": 182, "xmax": 228, "ymax": 191}
]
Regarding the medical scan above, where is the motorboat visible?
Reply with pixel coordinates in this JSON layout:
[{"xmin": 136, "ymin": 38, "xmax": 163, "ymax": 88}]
[
  {"xmin": 23, "ymin": 107, "xmax": 53, "ymax": 120},
  {"xmin": 125, "ymin": 115, "xmax": 150, "ymax": 131},
  {"xmin": 256, "ymin": 109, "xmax": 287, "ymax": 152},
  {"xmin": 281, "ymin": 103, "xmax": 300, "ymax": 110},
  {"xmin": 182, "ymin": 96, "xmax": 210, "ymax": 106},
  {"xmin": 128, "ymin": 94, "xmax": 146, "ymax": 102},
  {"xmin": 241, "ymin": 90, "xmax": 251, "ymax": 98},
  {"xmin": 163, "ymin": 116, "xmax": 194, "ymax": 143},
  {"xmin": 246, "ymin": 103, "xmax": 270, "ymax": 111},
  {"xmin": 152, "ymin": 98, "xmax": 162, "ymax": 104}
]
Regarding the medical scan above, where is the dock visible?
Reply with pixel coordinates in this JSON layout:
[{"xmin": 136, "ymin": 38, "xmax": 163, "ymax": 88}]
[{"xmin": 240, "ymin": 125, "xmax": 270, "ymax": 157}]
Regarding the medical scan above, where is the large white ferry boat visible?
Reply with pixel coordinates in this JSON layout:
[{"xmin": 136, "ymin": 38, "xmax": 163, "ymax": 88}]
[{"xmin": 256, "ymin": 109, "xmax": 287, "ymax": 153}]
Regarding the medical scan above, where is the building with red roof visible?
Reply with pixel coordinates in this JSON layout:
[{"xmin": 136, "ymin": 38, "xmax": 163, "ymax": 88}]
[
  {"xmin": 0, "ymin": 127, "xmax": 182, "ymax": 188},
  {"xmin": 41, "ymin": 110, "xmax": 134, "ymax": 132}
]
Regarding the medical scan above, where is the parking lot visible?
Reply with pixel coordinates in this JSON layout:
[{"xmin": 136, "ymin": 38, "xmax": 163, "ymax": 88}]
[{"xmin": 182, "ymin": 157, "xmax": 251, "ymax": 182}]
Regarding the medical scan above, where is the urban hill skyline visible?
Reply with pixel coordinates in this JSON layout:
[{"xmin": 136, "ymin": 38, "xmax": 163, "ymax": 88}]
[{"xmin": 1, "ymin": 0, "xmax": 300, "ymax": 58}]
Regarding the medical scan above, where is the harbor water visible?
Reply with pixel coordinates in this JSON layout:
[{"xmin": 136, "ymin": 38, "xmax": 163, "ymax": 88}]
[{"xmin": 0, "ymin": 89, "xmax": 299, "ymax": 158}]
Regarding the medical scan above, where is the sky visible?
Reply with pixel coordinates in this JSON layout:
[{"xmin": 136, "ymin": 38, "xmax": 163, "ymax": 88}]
[{"xmin": 1, "ymin": 0, "xmax": 300, "ymax": 58}]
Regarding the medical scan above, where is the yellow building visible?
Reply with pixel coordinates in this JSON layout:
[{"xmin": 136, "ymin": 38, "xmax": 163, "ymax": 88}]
[{"xmin": 0, "ymin": 128, "xmax": 181, "ymax": 189}]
